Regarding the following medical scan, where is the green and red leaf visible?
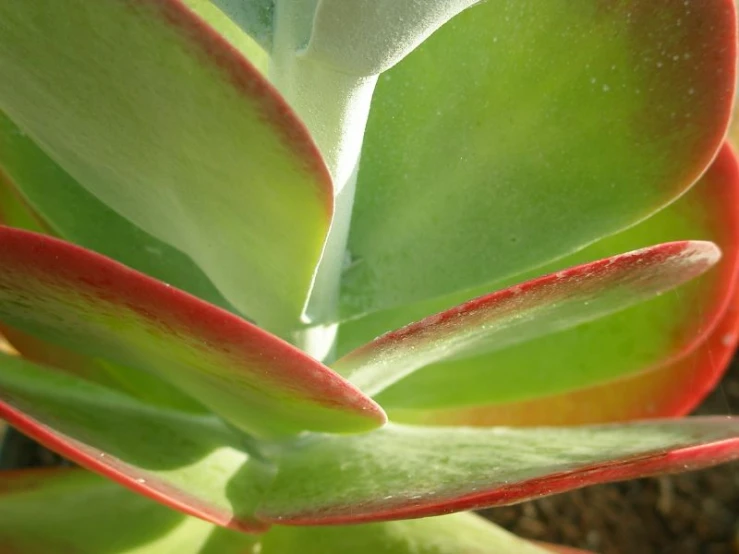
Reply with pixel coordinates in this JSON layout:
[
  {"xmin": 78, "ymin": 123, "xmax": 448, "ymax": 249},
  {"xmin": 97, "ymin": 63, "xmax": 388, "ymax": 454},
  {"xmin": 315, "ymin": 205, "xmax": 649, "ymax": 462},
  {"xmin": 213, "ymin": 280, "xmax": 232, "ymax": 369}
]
[
  {"xmin": 0, "ymin": 0, "xmax": 332, "ymax": 333},
  {"xmin": 0, "ymin": 357, "xmax": 270, "ymax": 532},
  {"xmin": 388, "ymin": 300, "xmax": 739, "ymax": 426},
  {"xmin": 374, "ymin": 144, "xmax": 739, "ymax": 422},
  {"xmin": 0, "ymin": 227, "xmax": 385, "ymax": 436},
  {"xmin": 0, "ymin": 112, "xmax": 239, "ymax": 315},
  {"xmin": 258, "ymin": 420, "xmax": 739, "ymax": 525},
  {"xmin": 0, "ymin": 468, "xmax": 581, "ymax": 554},
  {"xmin": 334, "ymin": 241, "xmax": 720, "ymax": 395},
  {"xmin": 343, "ymin": 0, "xmax": 736, "ymax": 320}
]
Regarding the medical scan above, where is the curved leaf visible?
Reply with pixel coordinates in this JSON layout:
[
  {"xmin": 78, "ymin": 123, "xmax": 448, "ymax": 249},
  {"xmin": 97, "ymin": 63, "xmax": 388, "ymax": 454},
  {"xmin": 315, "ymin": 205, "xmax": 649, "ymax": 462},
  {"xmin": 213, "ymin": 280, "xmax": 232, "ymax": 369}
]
[
  {"xmin": 258, "ymin": 420, "xmax": 739, "ymax": 525},
  {"xmin": 374, "ymin": 144, "xmax": 739, "ymax": 413},
  {"xmin": 0, "ymin": 147, "xmax": 210, "ymax": 412},
  {"xmin": 0, "ymin": 469, "xmax": 260, "ymax": 553},
  {"xmin": 209, "ymin": 0, "xmax": 274, "ymax": 52},
  {"xmin": 388, "ymin": 298, "xmax": 739, "ymax": 426},
  {"xmin": 334, "ymin": 241, "xmax": 719, "ymax": 395},
  {"xmin": 261, "ymin": 512, "xmax": 550, "ymax": 554},
  {"xmin": 0, "ymin": 0, "xmax": 332, "ymax": 333},
  {"xmin": 0, "ymin": 227, "xmax": 385, "ymax": 436},
  {"xmin": 0, "ymin": 166, "xmax": 49, "ymax": 236},
  {"xmin": 0, "ymin": 357, "xmax": 271, "ymax": 532},
  {"xmin": 0, "ymin": 112, "xmax": 240, "ymax": 315},
  {"xmin": 0, "ymin": 322, "xmax": 206, "ymax": 413},
  {"xmin": 0, "ymin": 469, "xmax": 579, "ymax": 554},
  {"xmin": 342, "ymin": 0, "xmax": 736, "ymax": 319}
]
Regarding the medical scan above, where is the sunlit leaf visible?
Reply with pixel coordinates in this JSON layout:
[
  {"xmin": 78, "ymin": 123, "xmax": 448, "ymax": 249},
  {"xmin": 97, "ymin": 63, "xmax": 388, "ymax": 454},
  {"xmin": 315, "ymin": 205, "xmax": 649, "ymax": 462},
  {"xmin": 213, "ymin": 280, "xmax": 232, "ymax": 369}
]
[
  {"xmin": 0, "ymin": 357, "xmax": 270, "ymax": 532},
  {"xmin": 343, "ymin": 0, "xmax": 736, "ymax": 319},
  {"xmin": 0, "ymin": 227, "xmax": 385, "ymax": 436},
  {"xmin": 373, "ymin": 144, "xmax": 739, "ymax": 417},
  {"xmin": 259, "ymin": 420, "xmax": 739, "ymax": 524},
  {"xmin": 335, "ymin": 242, "xmax": 719, "ymax": 395},
  {"xmin": 0, "ymin": 0, "xmax": 332, "ymax": 333}
]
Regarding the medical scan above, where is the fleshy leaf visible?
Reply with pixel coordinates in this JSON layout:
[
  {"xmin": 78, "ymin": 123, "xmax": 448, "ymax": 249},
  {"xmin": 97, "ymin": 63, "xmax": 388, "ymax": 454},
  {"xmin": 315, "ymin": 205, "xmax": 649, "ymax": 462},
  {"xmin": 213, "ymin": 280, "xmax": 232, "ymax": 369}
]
[
  {"xmin": 0, "ymin": 227, "xmax": 385, "ymax": 436},
  {"xmin": 342, "ymin": 0, "xmax": 736, "ymax": 319},
  {"xmin": 0, "ymin": 322, "xmax": 206, "ymax": 413},
  {"xmin": 0, "ymin": 145, "xmax": 211, "ymax": 412},
  {"xmin": 304, "ymin": 0, "xmax": 479, "ymax": 75},
  {"xmin": 0, "ymin": 469, "xmax": 260, "ymax": 553},
  {"xmin": 373, "ymin": 143, "xmax": 739, "ymax": 415},
  {"xmin": 0, "ymin": 0, "xmax": 332, "ymax": 333},
  {"xmin": 0, "ymin": 112, "xmax": 240, "ymax": 315},
  {"xmin": 261, "ymin": 512, "xmax": 550, "ymax": 554},
  {"xmin": 333, "ymin": 241, "xmax": 719, "ymax": 395},
  {"xmin": 0, "ymin": 357, "xmax": 271, "ymax": 532},
  {"xmin": 388, "ymin": 298, "xmax": 739, "ymax": 426},
  {"xmin": 258, "ymin": 420, "xmax": 739, "ymax": 525},
  {"xmin": 0, "ymin": 165, "xmax": 49, "ymax": 236},
  {"xmin": 209, "ymin": 0, "xmax": 274, "ymax": 52},
  {"xmin": 0, "ymin": 469, "xmax": 579, "ymax": 554}
]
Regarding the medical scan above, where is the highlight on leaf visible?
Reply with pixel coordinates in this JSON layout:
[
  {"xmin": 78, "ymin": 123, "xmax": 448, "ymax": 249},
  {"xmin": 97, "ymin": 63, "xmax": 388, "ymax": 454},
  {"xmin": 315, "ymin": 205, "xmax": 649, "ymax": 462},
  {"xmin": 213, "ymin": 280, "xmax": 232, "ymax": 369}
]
[{"xmin": 334, "ymin": 241, "xmax": 721, "ymax": 396}]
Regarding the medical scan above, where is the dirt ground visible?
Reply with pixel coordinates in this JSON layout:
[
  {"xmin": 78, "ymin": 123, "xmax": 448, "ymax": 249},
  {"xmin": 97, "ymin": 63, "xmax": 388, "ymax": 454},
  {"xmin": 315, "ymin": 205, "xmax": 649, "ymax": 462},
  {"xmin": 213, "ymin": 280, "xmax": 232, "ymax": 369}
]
[{"xmin": 483, "ymin": 359, "xmax": 739, "ymax": 554}]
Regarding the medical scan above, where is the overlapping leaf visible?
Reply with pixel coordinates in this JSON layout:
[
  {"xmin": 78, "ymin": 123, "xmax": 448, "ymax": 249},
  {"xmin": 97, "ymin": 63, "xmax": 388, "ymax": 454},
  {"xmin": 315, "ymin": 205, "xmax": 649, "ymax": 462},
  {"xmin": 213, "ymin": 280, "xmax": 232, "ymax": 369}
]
[
  {"xmin": 343, "ymin": 0, "xmax": 736, "ymax": 319},
  {"xmin": 259, "ymin": 420, "xmax": 739, "ymax": 525},
  {"xmin": 389, "ymin": 300, "xmax": 739, "ymax": 426},
  {"xmin": 0, "ymin": 0, "xmax": 332, "ymax": 333},
  {"xmin": 0, "ymin": 468, "xmax": 578, "ymax": 553},
  {"xmin": 0, "ymin": 112, "xmax": 238, "ymax": 315},
  {"xmin": 0, "ymin": 356, "xmax": 270, "ymax": 532},
  {"xmin": 261, "ymin": 512, "xmax": 553, "ymax": 554},
  {"xmin": 0, "ymin": 227, "xmax": 385, "ymax": 436},
  {"xmin": 0, "ymin": 469, "xmax": 260, "ymax": 553},
  {"xmin": 375, "ymin": 144, "xmax": 739, "ymax": 420},
  {"xmin": 334, "ymin": 241, "xmax": 720, "ymax": 395}
]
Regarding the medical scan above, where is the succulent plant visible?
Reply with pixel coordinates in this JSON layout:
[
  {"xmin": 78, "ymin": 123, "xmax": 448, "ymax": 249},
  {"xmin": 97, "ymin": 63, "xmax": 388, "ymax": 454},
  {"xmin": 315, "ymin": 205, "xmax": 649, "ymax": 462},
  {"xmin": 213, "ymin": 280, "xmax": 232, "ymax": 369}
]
[{"xmin": 0, "ymin": 0, "xmax": 738, "ymax": 552}]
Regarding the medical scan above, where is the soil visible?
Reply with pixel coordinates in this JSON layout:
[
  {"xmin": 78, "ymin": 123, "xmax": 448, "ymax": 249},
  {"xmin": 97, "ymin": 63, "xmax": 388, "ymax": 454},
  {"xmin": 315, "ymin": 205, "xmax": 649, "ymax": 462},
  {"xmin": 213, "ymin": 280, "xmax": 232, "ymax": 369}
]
[{"xmin": 482, "ymin": 358, "xmax": 739, "ymax": 554}]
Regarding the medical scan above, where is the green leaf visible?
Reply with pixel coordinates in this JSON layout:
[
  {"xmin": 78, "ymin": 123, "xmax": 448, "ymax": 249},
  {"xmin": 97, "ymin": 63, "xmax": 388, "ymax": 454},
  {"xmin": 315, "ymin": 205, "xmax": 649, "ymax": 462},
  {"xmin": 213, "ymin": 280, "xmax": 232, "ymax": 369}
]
[
  {"xmin": 0, "ymin": 469, "xmax": 570, "ymax": 554},
  {"xmin": 261, "ymin": 512, "xmax": 550, "ymax": 554},
  {"xmin": 304, "ymin": 0, "xmax": 479, "ymax": 76},
  {"xmin": 374, "ymin": 144, "xmax": 739, "ymax": 415},
  {"xmin": 0, "ymin": 0, "xmax": 332, "ymax": 333},
  {"xmin": 0, "ymin": 112, "xmax": 240, "ymax": 315},
  {"xmin": 387, "ymin": 298, "xmax": 739, "ymax": 426},
  {"xmin": 0, "ymin": 164, "xmax": 49, "ymax": 235},
  {"xmin": 342, "ymin": 0, "xmax": 736, "ymax": 319},
  {"xmin": 0, "ymin": 322, "xmax": 206, "ymax": 413},
  {"xmin": 0, "ymin": 227, "xmax": 385, "ymax": 436},
  {"xmin": 333, "ymin": 241, "xmax": 719, "ymax": 395},
  {"xmin": 208, "ymin": 0, "xmax": 274, "ymax": 53},
  {"xmin": 0, "ymin": 469, "xmax": 260, "ymax": 553},
  {"xmin": 258, "ymin": 420, "xmax": 739, "ymax": 525},
  {"xmin": 0, "ymin": 356, "xmax": 272, "ymax": 532}
]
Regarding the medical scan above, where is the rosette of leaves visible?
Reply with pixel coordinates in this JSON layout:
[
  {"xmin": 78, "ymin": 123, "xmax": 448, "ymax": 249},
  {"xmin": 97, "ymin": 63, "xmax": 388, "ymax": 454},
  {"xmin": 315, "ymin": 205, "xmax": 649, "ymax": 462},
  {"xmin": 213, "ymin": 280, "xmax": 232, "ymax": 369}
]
[{"xmin": 0, "ymin": 1, "xmax": 738, "ymax": 552}]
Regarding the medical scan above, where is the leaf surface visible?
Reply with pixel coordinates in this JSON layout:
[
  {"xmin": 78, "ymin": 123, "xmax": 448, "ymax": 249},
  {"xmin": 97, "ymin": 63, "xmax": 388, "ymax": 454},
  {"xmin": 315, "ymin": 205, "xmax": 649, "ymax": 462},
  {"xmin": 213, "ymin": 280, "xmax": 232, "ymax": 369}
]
[
  {"xmin": 0, "ymin": 469, "xmax": 578, "ymax": 554},
  {"xmin": 334, "ymin": 241, "xmax": 719, "ymax": 395},
  {"xmin": 0, "ymin": 0, "xmax": 332, "ymax": 333},
  {"xmin": 0, "ymin": 357, "xmax": 271, "ymax": 532},
  {"xmin": 0, "ymin": 112, "xmax": 239, "ymax": 315},
  {"xmin": 261, "ymin": 512, "xmax": 550, "ymax": 554},
  {"xmin": 0, "ymin": 469, "xmax": 261, "ymax": 553},
  {"xmin": 0, "ymin": 227, "xmax": 385, "ymax": 436},
  {"xmin": 259, "ymin": 420, "xmax": 739, "ymax": 525},
  {"xmin": 389, "ymin": 298, "xmax": 739, "ymax": 426},
  {"xmin": 375, "ymin": 144, "xmax": 739, "ymax": 416},
  {"xmin": 343, "ymin": 0, "xmax": 736, "ymax": 319}
]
